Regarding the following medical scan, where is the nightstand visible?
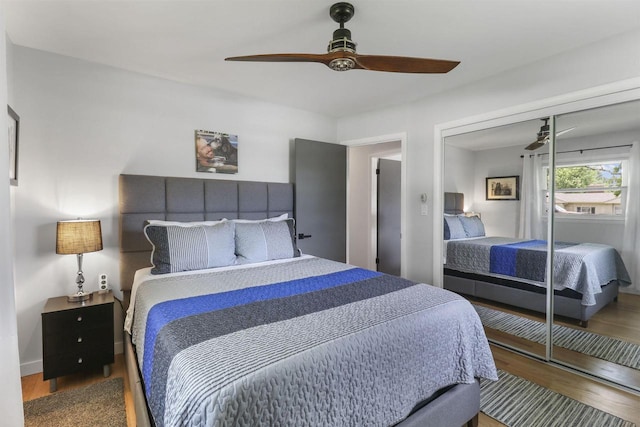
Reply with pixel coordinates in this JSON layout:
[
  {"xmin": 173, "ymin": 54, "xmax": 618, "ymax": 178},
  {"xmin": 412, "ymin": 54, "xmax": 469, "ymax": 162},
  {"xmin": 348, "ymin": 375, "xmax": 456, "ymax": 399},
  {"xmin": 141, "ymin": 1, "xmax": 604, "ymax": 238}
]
[{"xmin": 41, "ymin": 291, "xmax": 115, "ymax": 392}]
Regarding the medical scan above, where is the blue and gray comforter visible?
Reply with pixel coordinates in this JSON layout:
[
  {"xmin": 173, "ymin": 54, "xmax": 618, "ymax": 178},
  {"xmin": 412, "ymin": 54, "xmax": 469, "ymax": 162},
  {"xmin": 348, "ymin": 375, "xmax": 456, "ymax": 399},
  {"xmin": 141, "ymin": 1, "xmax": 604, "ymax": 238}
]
[
  {"xmin": 445, "ymin": 237, "xmax": 631, "ymax": 305},
  {"xmin": 129, "ymin": 256, "xmax": 497, "ymax": 427}
]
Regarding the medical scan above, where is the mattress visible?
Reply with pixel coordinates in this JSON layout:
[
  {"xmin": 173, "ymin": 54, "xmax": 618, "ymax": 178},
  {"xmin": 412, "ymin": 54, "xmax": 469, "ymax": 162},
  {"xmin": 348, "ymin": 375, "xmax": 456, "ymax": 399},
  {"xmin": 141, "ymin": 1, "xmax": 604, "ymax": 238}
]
[
  {"xmin": 445, "ymin": 237, "xmax": 631, "ymax": 305},
  {"xmin": 125, "ymin": 255, "xmax": 497, "ymax": 427}
]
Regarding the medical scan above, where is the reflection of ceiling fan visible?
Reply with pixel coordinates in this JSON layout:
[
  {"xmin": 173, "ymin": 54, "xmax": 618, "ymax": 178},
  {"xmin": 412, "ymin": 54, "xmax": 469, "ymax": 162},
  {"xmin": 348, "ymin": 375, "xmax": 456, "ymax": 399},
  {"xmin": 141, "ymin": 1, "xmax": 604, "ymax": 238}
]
[
  {"xmin": 525, "ymin": 118, "xmax": 576, "ymax": 151},
  {"xmin": 225, "ymin": 2, "xmax": 460, "ymax": 74}
]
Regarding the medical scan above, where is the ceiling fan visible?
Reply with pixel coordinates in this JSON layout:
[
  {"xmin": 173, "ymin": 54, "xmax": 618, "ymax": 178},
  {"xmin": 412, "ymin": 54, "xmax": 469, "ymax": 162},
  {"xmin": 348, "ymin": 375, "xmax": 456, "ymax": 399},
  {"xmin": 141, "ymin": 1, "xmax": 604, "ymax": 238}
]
[
  {"xmin": 525, "ymin": 118, "xmax": 576, "ymax": 151},
  {"xmin": 225, "ymin": 2, "xmax": 460, "ymax": 74}
]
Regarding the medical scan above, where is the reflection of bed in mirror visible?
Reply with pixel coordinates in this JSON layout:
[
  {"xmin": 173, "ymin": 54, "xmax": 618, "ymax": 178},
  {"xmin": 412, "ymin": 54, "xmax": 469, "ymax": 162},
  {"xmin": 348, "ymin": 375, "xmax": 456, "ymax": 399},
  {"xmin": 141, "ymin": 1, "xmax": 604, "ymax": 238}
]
[
  {"xmin": 442, "ymin": 192, "xmax": 631, "ymax": 327},
  {"xmin": 119, "ymin": 176, "xmax": 497, "ymax": 427}
]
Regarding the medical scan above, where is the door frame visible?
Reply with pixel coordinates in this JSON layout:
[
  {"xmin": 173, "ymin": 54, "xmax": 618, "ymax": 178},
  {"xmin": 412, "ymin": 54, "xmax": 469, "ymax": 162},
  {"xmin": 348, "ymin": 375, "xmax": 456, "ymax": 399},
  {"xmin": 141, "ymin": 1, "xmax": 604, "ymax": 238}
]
[{"xmin": 343, "ymin": 133, "xmax": 407, "ymax": 277}]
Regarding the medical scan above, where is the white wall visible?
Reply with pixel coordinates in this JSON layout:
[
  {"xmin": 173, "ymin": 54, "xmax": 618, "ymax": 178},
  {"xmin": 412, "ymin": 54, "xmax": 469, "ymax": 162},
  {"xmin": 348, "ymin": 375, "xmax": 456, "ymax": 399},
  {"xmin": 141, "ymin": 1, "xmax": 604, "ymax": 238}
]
[
  {"xmin": 471, "ymin": 145, "xmax": 524, "ymax": 237},
  {"xmin": 338, "ymin": 29, "xmax": 640, "ymax": 285},
  {"xmin": 443, "ymin": 145, "xmax": 475, "ymax": 207},
  {"xmin": 12, "ymin": 46, "xmax": 336, "ymax": 375},
  {"xmin": 1, "ymin": 5, "xmax": 26, "ymax": 424}
]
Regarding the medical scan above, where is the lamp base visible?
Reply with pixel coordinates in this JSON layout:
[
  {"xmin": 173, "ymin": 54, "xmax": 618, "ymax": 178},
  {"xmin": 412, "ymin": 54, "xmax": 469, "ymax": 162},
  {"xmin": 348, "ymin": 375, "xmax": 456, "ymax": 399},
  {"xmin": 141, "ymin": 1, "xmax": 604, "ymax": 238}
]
[{"xmin": 67, "ymin": 292, "xmax": 92, "ymax": 303}]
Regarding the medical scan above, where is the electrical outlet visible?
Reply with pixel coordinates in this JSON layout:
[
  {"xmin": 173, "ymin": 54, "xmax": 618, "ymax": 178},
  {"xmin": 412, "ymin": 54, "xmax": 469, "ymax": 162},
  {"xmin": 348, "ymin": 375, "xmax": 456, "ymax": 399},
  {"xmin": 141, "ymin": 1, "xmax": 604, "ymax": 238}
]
[{"xmin": 98, "ymin": 273, "xmax": 108, "ymax": 291}]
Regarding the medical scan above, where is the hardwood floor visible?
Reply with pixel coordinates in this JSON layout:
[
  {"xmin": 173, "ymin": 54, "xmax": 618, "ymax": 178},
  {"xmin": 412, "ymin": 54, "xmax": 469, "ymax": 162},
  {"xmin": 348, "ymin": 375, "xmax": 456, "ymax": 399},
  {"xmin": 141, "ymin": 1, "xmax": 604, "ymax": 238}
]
[
  {"xmin": 473, "ymin": 292, "xmax": 640, "ymax": 390},
  {"xmin": 22, "ymin": 294, "xmax": 640, "ymax": 427}
]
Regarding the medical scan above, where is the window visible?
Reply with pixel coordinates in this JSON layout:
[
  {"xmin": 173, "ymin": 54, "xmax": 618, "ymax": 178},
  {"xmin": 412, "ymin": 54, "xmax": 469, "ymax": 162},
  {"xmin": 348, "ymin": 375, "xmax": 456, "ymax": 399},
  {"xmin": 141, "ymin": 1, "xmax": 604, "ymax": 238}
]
[
  {"xmin": 576, "ymin": 206, "xmax": 596, "ymax": 214},
  {"xmin": 543, "ymin": 159, "xmax": 627, "ymax": 218}
]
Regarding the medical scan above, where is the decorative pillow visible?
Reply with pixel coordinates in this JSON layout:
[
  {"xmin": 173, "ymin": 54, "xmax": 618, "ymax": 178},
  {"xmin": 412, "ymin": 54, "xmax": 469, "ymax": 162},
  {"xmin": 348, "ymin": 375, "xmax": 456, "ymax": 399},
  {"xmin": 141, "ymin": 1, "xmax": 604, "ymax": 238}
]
[
  {"xmin": 459, "ymin": 215, "xmax": 486, "ymax": 238},
  {"xmin": 232, "ymin": 213, "xmax": 288, "ymax": 223},
  {"xmin": 235, "ymin": 218, "xmax": 300, "ymax": 264},
  {"xmin": 444, "ymin": 215, "xmax": 466, "ymax": 240},
  {"xmin": 146, "ymin": 219, "xmax": 226, "ymax": 227},
  {"xmin": 144, "ymin": 221, "xmax": 237, "ymax": 274}
]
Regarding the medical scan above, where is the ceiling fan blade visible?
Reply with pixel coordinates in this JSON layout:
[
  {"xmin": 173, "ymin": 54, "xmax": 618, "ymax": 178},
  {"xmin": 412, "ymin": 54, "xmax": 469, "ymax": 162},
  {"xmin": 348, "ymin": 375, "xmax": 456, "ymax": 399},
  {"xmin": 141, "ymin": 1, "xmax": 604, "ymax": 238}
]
[
  {"xmin": 556, "ymin": 127, "xmax": 576, "ymax": 137},
  {"xmin": 354, "ymin": 54, "xmax": 460, "ymax": 73},
  {"xmin": 525, "ymin": 136, "xmax": 548, "ymax": 151},
  {"xmin": 225, "ymin": 53, "xmax": 333, "ymax": 65},
  {"xmin": 525, "ymin": 141, "xmax": 545, "ymax": 151}
]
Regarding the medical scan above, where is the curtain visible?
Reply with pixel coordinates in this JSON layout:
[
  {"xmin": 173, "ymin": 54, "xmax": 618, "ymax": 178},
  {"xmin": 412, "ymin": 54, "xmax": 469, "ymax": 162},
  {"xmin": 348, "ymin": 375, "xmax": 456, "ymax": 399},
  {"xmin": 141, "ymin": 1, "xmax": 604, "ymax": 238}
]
[
  {"xmin": 518, "ymin": 153, "xmax": 544, "ymax": 239},
  {"xmin": 621, "ymin": 141, "xmax": 640, "ymax": 294}
]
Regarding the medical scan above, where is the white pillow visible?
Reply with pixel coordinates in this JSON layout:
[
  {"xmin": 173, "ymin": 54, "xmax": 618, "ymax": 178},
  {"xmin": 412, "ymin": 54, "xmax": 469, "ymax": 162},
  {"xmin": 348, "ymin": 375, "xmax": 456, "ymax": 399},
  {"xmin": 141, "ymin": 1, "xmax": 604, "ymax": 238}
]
[
  {"xmin": 232, "ymin": 213, "xmax": 289, "ymax": 223},
  {"xmin": 146, "ymin": 219, "xmax": 227, "ymax": 227}
]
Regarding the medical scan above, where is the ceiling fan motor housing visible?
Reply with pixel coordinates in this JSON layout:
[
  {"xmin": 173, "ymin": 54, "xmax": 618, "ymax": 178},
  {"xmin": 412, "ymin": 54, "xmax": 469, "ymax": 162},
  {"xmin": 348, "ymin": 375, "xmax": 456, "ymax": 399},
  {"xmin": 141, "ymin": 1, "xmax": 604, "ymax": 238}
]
[{"xmin": 327, "ymin": 2, "xmax": 357, "ymax": 71}]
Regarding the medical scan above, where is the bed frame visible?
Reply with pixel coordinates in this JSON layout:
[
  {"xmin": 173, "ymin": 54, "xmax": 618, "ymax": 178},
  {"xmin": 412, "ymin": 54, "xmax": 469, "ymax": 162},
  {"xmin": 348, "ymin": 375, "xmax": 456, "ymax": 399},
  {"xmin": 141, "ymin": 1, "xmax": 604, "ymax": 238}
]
[
  {"xmin": 443, "ymin": 192, "xmax": 619, "ymax": 327},
  {"xmin": 119, "ymin": 175, "xmax": 480, "ymax": 427}
]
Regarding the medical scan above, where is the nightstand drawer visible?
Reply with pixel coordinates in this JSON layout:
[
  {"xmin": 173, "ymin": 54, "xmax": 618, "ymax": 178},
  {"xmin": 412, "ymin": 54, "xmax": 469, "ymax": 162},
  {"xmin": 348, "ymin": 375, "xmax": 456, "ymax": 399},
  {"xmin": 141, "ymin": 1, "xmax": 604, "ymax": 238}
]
[
  {"xmin": 43, "ymin": 304, "xmax": 112, "ymax": 333},
  {"xmin": 43, "ymin": 325, "xmax": 113, "ymax": 355},
  {"xmin": 43, "ymin": 349, "xmax": 114, "ymax": 379}
]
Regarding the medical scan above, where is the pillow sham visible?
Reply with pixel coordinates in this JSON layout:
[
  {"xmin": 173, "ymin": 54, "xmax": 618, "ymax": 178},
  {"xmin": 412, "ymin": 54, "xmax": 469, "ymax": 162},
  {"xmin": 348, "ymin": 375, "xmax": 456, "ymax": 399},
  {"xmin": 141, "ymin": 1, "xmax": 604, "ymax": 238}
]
[
  {"xmin": 232, "ymin": 213, "xmax": 289, "ymax": 223},
  {"xmin": 144, "ymin": 220, "xmax": 236, "ymax": 274},
  {"xmin": 444, "ymin": 215, "xmax": 466, "ymax": 240},
  {"xmin": 459, "ymin": 215, "xmax": 485, "ymax": 238},
  {"xmin": 146, "ymin": 219, "xmax": 226, "ymax": 227},
  {"xmin": 235, "ymin": 218, "xmax": 300, "ymax": 264}
]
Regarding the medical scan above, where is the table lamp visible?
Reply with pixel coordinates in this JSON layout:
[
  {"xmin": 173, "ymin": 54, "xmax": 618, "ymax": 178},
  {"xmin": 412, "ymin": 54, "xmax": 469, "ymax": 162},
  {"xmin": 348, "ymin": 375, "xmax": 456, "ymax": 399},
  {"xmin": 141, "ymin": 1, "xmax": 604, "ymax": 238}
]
[{"xmin": 56, "ymin": 219, "xmax": 103, "ymax": 302}]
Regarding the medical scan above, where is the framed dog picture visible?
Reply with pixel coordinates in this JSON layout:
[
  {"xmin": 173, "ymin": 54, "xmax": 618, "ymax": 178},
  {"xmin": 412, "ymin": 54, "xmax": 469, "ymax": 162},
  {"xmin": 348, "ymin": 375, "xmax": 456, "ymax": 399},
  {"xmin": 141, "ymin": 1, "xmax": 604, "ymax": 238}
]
[
  {"xmin": 486, "ymin": 176, "xmax": 519, "ymax": 200},
  {"xmin": 195, "ymin": 130, "xmax": 238, "ymax": 174}
]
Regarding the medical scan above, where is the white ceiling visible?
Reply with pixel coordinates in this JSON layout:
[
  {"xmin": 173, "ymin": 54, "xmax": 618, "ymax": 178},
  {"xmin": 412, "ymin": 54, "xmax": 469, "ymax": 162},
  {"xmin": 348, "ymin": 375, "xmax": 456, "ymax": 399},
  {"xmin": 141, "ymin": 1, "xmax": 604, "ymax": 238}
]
[{"xmin": 4, "ymin": 0, "xmax": 640, "ymax": 118}]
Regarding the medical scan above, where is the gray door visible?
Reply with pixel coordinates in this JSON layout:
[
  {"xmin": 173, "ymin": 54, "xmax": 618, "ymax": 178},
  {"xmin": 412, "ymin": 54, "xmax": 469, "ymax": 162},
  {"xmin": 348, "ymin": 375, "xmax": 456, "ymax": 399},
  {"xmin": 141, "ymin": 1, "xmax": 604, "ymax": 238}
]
[
  {"xmin": 377, "ymin": 158, "xmax": 401, "ymax": 275},
  {"xmin": 294, "ymin": 138, "xmax": 346, "ymax": 262}
]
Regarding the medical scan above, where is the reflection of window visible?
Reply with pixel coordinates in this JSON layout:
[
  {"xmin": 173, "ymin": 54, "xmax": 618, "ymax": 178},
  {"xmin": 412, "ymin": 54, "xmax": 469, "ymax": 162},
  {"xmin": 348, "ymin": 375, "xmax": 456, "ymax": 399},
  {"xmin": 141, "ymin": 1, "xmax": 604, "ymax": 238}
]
[
  {"xmin": 543, "ymin": 160, "xmax": 627, "ymax": 218},
  {"xmin": 576, "ymin": 206, "xmax": 596, "ymax": 214}
]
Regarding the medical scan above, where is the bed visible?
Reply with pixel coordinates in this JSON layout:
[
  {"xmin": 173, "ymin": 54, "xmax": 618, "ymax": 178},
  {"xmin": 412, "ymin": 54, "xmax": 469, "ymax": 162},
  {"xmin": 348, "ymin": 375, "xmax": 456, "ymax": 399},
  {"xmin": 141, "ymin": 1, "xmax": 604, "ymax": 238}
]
[
  {"xmin": 442, "ymin": 192, "xmax": 631, "ymax": 327},
  {"xmin": 119, "ymin": 175, "xmax": 497, "ymax": 427}
]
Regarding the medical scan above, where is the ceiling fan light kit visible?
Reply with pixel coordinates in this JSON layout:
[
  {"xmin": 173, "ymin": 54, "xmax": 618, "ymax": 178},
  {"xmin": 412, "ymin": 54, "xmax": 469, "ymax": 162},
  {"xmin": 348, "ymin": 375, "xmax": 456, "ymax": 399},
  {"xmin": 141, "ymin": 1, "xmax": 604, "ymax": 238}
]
[{"xmin": 225, "ymin": 2, "xmax": 460, "ymax": 74}]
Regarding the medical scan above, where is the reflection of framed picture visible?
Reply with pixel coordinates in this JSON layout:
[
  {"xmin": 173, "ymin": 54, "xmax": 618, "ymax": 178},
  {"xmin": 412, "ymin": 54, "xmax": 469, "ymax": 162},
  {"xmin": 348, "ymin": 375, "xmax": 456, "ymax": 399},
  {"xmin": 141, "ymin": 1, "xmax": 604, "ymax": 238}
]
[
  {"xmin": 194, "ymin": 129, "xmax": 238, "ymax": 174},
  {"xmin": 486, "ymin": 175, "xmax": 519, "ymax": 200},
  {"xmin": 8, "ymin": 105, "xmax": 19, "ymax": 186}
]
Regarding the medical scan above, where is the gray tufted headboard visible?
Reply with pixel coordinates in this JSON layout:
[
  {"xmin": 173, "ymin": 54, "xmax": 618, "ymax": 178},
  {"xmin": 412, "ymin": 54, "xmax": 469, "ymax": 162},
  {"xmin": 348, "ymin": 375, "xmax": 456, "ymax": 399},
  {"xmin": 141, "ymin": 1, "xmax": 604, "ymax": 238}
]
[
  {"xmin": 444, "ymin": 192, "xmax": 464, "ymax": 215},
  {"xmin": 118, "ymin": 174, "xmax": 294, "ymax": 291}
]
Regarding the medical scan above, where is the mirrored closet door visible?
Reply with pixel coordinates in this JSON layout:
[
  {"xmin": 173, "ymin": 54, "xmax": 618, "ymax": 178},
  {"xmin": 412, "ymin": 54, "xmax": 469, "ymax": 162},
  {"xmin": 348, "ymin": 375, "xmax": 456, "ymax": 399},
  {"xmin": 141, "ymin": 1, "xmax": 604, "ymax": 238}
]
[
  {"xmin": 551, "ymin": 101, "xmax": 640, "ymax": 391},
  {"xmin": 443, "ymin": 118, "xmax": 551, "ymax": 359},
  {"xmin": 442, "ymin": 98, "xmax": 640, "ymax": 392}
]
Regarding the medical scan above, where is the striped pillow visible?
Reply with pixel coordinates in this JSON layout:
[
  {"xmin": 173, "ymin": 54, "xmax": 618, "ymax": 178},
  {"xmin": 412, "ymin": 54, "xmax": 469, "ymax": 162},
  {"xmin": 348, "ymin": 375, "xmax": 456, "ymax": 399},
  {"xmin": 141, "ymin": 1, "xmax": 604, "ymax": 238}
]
[
  {"xmin": 144, "ymin": 221, "xmax": 237, "ymax": 274},
  {"xmin": 235, "ymin": 218, "xmax": 300, "ymax": 264}
]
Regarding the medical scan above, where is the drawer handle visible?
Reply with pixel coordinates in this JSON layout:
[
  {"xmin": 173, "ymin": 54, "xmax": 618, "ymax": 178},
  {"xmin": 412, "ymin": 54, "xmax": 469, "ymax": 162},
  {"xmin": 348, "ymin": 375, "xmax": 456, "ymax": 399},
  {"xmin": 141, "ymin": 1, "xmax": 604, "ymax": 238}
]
[
  {"xmin": 77, "ymin": 336, "xmax": 83, "ymax": 343},
  {"xmin": 78, "ymin": 358, "xmax": 83, "ymax": 364},
  {"xmin": 77, "ymin": 316, "xmax": 83, "ymax": 322}
]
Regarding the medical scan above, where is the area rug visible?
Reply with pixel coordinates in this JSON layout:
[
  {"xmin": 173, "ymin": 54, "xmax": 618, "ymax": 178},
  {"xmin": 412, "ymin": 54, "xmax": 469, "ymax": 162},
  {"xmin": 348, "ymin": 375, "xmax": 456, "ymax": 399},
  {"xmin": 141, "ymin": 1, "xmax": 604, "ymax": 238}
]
[
  {"xmin": 473, "ymin": 304, "xmax": 640, "ymax": 370},
  {"xmin": 23, "ymin": 377, "xmax": 126, "ymax": 427},
  {"xmin": 481, "ymin": 370, "xmax": 636, "ymax": 427}
]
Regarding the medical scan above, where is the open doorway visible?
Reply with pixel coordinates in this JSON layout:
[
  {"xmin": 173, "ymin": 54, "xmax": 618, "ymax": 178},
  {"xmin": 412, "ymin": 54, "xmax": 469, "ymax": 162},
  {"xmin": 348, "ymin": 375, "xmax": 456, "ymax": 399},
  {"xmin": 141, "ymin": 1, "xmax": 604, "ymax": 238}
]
[{"xmin": 346, "ymin": 138, "xmax": 403, "ymax": 275}]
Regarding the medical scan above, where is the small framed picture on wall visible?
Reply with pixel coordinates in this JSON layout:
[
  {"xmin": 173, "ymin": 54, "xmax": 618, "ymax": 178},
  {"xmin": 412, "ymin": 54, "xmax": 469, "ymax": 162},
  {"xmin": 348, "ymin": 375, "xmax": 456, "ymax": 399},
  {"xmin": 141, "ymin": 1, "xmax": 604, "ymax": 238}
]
[
  {"xmin": 8, "ymin": 105, "xmax": 19, "ymax": 186},
  {"xmin": 195, "ymin": 130, "xmax": 238, "ymax": 174},
  {"xmin": 486, "ymin": 175, "xmax": 519, "ymax": 201}
]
